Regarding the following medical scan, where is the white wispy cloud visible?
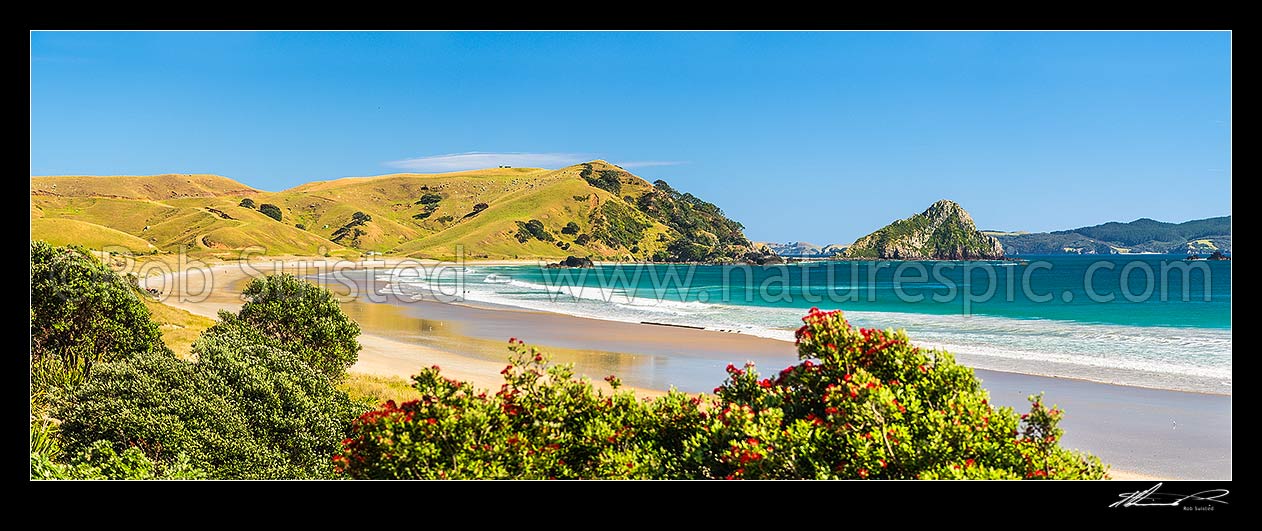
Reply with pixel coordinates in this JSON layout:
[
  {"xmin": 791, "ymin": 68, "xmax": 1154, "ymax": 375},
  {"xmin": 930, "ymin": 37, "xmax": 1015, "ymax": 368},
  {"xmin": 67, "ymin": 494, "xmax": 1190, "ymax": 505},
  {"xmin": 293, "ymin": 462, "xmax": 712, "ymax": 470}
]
[
  {"xmin": 617, "ymin": 160, "xmax": 688, "ymax": 169},
  {"xmin": 385, "ymin": 152, "xmax": 591, "ymax": 172}
]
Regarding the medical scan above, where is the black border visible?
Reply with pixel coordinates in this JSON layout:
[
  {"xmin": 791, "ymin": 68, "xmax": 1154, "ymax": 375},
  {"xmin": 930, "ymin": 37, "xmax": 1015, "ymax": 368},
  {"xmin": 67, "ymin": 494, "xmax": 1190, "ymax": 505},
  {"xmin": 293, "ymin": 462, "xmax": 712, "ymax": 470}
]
[{"xmin": 26, "ymin": 19, "xmax": 1232, "ymax": 519}]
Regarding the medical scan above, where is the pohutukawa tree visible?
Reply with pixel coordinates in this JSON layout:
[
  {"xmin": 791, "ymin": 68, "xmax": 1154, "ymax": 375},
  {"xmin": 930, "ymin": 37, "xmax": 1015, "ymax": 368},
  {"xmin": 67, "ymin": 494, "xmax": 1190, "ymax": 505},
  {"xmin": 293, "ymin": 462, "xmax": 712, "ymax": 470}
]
[{"xmin": 335, "ymin": 308, "xmax": 1108, "ymax": 479}]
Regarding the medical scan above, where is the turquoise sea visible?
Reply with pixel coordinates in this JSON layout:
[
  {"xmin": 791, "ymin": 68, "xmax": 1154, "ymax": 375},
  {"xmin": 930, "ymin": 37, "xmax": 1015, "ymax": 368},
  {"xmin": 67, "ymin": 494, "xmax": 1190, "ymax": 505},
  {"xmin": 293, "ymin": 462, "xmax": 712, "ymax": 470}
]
[{"xmin": 381, "ymin": 255, "xmax": 1231, "ymax": 394}]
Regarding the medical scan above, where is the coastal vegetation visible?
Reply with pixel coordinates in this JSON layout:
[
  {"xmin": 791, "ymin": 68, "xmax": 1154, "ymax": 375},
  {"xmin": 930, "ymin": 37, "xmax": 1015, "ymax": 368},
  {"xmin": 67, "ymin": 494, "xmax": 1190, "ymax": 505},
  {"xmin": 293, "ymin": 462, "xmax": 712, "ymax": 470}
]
[
  {"xmin": 31, "ymin": 243, "xmax": 367, "ymax": 479},
  {"xmin": 29, "ymin": 241, "xmax": 1106, "ymax": 480},
  {"xmin": 337, "ymin": 308, "xmax": 1106, "ymax": 479}
]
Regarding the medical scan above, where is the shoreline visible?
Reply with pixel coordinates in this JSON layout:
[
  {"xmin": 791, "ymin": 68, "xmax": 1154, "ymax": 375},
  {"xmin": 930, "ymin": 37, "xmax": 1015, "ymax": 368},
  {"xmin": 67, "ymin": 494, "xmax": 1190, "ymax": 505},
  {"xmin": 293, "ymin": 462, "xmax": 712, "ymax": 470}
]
[
  {"xmin": 143, "ymin": 258, "xmax": 1231, "ymax": 480},
  {"xmin": 444, "ymin": 296, "xmax": 1231, "ymax": 398}
]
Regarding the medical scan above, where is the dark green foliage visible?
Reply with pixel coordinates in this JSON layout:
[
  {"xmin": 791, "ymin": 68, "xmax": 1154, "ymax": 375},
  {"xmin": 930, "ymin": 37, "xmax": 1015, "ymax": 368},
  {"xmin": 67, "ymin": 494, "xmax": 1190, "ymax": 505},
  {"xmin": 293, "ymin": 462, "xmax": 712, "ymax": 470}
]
[
  {"xmin": 666, "ymin": 238, "xmax": 713, "ymax": 262},
  {"xmin": 258, "ymin": 203, "xmax": 283, "ymax": 222},
  {"xmin": 573, "ymin": 195, "xmax": 590, "ymax": 202},
  {"xmin": 580, "ymin": 164, "xmax": 624, "ymax": 195},
  {"xmin": 635, "ymin": 179, "xmax": 750, "ymax": 261},
  {"xmin": 435, "ymin": 215, "xmax": 455, "ymax": 224},
  {"xmin": 332, "ymin": 212, "xmax": 372, "ymax": 245},
  {"xmin": 295, "ymin": 223, "xmax": 306, "ymax": 230},
  {"xmin": 416, "ymin": 193, "xmax": 443, "ymax": 206},
  {"xmin": 413, "ymin": 200, "xmax": 441, "ymax": 220},
  {"xmin": 31, "ymin": 247, "xmax": 367, "ymax": 480},
  {"xmin": 57, "ymin": 329, "xmax": 365, "ymax": 479},
  {"xmin": 29, "ymin": 241, "xmax": 169, "ymax": 372},
  {"xmin": 238, "ymin": 198, "xmax": 256, "ymax": 209},
  {"xmin": 525, "ymin": 220, "xmax": 553, "ymax": 241},
  {"xmin": 591, "ymin": 201, "xmax": 650, "ymax": 249},
  {"xmin": 465, "ymin": 203, "xmax": 489, "ymax": 218},
  {"xmin": 514, "ymin": 219, "xmax": 555, "ymax": 243},
  {"xmin": 561, "ymin": 221, "xmax": 580, "ymax": 235},
  {"xmin": 575, "ymin": 234, "xmax": 592, "ymax": 246},
  {"xmin": 207, "ymin": 274, "xmax": 361, "ymax": 380}
]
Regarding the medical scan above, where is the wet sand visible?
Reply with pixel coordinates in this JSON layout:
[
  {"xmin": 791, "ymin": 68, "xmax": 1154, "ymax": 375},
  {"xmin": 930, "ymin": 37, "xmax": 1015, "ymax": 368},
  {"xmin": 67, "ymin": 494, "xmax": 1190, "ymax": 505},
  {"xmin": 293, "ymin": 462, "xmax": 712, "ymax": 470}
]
[{"xmin": 145, "ymin": 259, "xmax": 1231, "ymax": 480}]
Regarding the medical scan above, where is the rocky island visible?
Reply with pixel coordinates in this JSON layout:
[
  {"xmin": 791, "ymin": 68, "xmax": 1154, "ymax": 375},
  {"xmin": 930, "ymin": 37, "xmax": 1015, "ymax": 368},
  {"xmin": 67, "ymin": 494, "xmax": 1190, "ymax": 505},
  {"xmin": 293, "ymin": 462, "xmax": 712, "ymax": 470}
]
[{"xmin": 843, "ymin": 199, "xmax": 1005, "ymax": 260}]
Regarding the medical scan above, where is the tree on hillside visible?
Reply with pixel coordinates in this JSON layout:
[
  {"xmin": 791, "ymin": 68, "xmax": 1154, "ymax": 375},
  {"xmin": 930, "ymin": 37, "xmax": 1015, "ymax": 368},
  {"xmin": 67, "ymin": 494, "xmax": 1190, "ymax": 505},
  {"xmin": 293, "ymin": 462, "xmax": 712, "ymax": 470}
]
[
  {"xmin": 239, "ymin": 198, "xmax": 256, "ymax": 209},
  {"xmin": 562, "ymin": 221, "xmax": 580, "ymax": 235},
  {"xmin": 207, "ymin": 273, "xmax": 361, "ymax": 380},
  {"xmin": 259, "ymin": 204, "xmax": 283, "ymax": 222}
]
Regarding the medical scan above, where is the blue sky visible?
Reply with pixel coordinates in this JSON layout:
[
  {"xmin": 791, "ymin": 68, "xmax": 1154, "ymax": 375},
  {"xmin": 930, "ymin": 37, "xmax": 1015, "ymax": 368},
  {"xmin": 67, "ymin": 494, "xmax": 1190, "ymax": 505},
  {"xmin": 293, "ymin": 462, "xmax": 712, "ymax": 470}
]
[{"xmin": 30, "ymin": 31, "xmax": 1231, "ymax": 243}]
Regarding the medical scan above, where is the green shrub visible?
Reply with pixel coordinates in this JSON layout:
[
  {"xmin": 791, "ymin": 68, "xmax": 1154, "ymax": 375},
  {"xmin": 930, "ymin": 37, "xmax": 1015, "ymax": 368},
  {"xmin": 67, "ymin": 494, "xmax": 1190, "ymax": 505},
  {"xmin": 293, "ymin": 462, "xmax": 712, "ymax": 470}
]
[
  {"xmin": 580, "ymin": 164, "xmax": 624, "ymax": 195},
  {"xmin": 701, "ymin": 308, "xmax": 1107, "ymax": 479},
  {"xmin": 522, "ymin": 218, "xmax": 552, "ymax": 240},
  {"xmin": 575, "ymin": 234, "xmax": 591, "ymax": 246},
  {"xmin": 417, "ymin": 193, "xmax": 443, "ymax": 206},
  {"xmin": 561, "ymin": 222, "xmax": 580, "ymax": 235},
  {"xmin": 296, "ymin": 223, "xmax": 306, "ymax": 230},
  {"xmin": 259, "ymin": 203, "xmax": 283, "ymax": 222},
  {"xmin": 31, "ymin": 440, "xmax": 205, "ymax": 480},
  {"xmin": 207, "ymin": 273, "xmax": 361, "ymax": 380},
  {"xmin": 57, "ymin": 329, "xmax": 365, "ymax": 479},
  {"xmin": 592, "ymin": 201, "xmax": 650, "ymax": 249},
  {"xmin": 238, "ymin": 198, "xmax": 256, "ymax": 209},
  {"xmin": 335, "ymin": 342, "xmax": 700, "ymax": 479},
  {"xmin": 435, "ymin": 215, "xmax": 455, "ymax": 224},
  {"xmin": 337, "ymin": 310, "xmax": 1108, "ymax": 480},
  {"xmin": 29, "ymin": 242, "xmax": 169, "ymax": 382}
]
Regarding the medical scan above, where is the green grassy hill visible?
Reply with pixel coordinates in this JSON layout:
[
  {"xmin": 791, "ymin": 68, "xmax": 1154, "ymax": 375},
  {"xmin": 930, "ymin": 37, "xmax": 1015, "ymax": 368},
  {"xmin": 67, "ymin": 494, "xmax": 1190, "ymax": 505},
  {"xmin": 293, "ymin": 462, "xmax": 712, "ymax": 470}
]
[
  {"xmin": 29, "ymin": 218, "xmax": 157, "ymax": 252},
  {"xmin": 31, "ymin": 173, "xmax": 260, "ymax": 200},
  {"xmin": 30, "ymin": 161, "xmax": 758, "ymax": 261},
  {"xmin": 31, "ymin": 176, "xmax": 345, "ymax": 258}
]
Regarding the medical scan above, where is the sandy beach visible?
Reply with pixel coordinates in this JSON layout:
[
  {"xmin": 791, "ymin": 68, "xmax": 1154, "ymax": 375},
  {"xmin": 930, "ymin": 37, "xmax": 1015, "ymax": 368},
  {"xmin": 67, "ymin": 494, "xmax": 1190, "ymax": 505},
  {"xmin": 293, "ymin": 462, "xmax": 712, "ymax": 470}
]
[{"xmin": 144, "ymin": 258, "xmax": 1231, "ymax": 480}]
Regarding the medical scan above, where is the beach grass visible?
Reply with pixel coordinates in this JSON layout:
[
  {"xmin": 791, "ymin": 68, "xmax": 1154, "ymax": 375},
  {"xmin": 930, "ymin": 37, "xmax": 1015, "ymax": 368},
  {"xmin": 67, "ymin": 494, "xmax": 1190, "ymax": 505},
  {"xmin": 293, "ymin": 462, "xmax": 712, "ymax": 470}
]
[
  {"xmin": 339, "ymin": 372, "xmax": 422, "ymax": 405},
  {"xmin": 141, "ymin": 298, "xmax": 216, "ymax": 359}
]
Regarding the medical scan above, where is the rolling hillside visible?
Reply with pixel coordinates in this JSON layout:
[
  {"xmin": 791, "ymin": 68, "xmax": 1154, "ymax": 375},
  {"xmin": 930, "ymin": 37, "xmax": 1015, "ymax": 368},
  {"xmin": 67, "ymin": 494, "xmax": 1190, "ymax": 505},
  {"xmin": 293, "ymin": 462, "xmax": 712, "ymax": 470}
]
[
  {"xmin": 995, "ymin": 216, "xmax": 1231, "ymax": 255},
  {"xmin": 30, "ymin": 161, "xmax": 759, "ymax": 261}
]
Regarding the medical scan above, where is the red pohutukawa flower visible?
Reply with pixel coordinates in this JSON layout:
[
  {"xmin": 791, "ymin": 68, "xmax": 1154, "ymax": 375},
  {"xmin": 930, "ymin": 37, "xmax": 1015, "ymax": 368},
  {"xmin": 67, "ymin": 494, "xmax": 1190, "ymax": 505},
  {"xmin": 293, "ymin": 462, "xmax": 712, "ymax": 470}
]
[{"xmin": 333, "ymin": 310, "xmax": 1106, "ymax": 480}]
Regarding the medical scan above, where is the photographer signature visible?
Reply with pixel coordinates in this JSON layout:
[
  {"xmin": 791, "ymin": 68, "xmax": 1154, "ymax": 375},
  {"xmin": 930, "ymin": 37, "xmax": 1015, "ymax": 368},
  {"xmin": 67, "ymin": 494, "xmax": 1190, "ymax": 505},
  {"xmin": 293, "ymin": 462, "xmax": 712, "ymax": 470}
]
[{"xmin": 1110, "ymin": 483, "xmax": 1229, "ymax": 508}]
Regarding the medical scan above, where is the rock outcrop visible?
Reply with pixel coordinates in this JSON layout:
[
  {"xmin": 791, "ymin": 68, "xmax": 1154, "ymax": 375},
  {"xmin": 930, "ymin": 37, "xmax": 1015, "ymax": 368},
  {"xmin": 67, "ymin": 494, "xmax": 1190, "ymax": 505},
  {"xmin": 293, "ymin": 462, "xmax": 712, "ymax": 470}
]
[
  {"xmin": 843, "ymin": 200, "xmax": 1004, "ymax": 260},
  {"xmin": 546, "ymin": 255, "xmax": 595, "ymax": 268}
]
